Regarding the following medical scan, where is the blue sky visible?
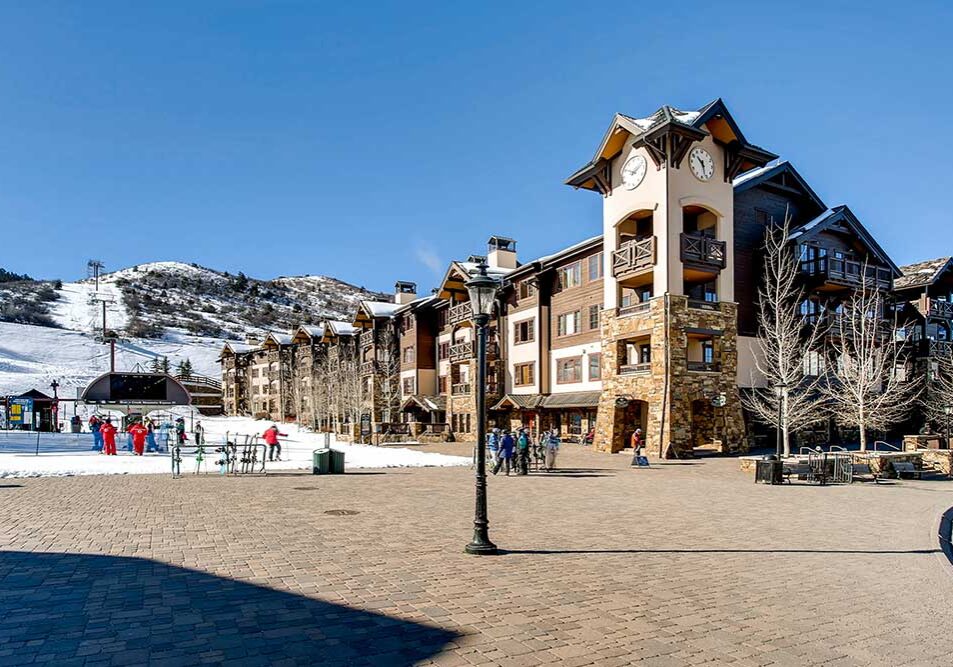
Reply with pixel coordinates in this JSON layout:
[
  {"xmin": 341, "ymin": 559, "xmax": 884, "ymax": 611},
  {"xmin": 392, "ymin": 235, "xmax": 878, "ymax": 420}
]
[{"xmin": 1, "ymin": 1, "xmax": 951, "ymax": 292}]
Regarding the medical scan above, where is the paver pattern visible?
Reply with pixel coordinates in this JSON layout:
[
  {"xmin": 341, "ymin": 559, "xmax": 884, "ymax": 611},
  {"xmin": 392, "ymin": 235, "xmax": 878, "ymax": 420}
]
[{"xmin": 1, "ymin": 444, "xmax": 952, "ymax": 666}]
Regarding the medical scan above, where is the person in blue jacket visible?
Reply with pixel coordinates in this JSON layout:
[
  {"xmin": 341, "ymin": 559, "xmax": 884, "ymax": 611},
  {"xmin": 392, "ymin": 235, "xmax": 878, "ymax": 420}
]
[
  {"xmin": 486, "ymin": 428, "xmax": 500, "ymax": 465},
  {"xmin": 492, "ymin": 430, "xmax": 515, "ymax": 476}
]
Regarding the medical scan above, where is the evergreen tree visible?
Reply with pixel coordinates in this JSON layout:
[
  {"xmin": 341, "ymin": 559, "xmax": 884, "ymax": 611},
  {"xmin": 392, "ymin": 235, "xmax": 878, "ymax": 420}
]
[
  {"xmin": 149, "ymin": 356, "xmax": 161, "ymax": 373},
  {"xmin": 176, "ymin": 358, "xmax": 193, "ymax": 379},
  {"xmin": 234, "ymin": 272, "xmax": 249, "ymax": 291},
  {"xmin": 160, "ymin": 357, "xmax": 171, "ymax": 374}
]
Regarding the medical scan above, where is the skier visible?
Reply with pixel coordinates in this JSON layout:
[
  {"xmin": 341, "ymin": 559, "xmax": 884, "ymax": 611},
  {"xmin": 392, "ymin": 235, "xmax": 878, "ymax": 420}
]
[
  {"xmin": 128, "ymin": 420, "xmax": 148, "ymax": 456},
  {"xmin": 194, "ymin": 421, "xmax": 205, "ymax": 446},
  {"xmin": 174, "ymin": 418, "xmax": 187, "ymax": 445},
  {"xmin": 89, "ymin": 415, "xmax": 103, "ymax": 452},
  {"xmin": 263, "ymin": 424, "xmax": 287, "ymax": 461},
  {"xmin": 157, "ymin": 421, "xmax": 171, "ymax": 452},
  {"xmin": 101, "ymin": 418, "xmax": 118, "ymax": 456},
  {"xmin": 516, "ymin": 428, "xmax": 531, "ymax": 475},
  {"xmin": 486, "ymin": 428, "xmax": 500, "ymax": 465},
  {"xmin": 544, "ymin": 430, "xmax": 560, "ymax": 471},
  {"xmin": 492, "ymin": 430, "xmax": 515, "ymax": 476}
]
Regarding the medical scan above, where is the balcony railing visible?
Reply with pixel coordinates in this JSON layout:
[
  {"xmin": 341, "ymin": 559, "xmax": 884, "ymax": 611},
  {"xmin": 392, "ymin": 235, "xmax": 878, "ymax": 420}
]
[
  {"xmin": 360, "ymin": 330, "xmax": 374, "ymax": 347},
  {"xmin": 618, "ymin": 301, "xmax": 652, "ymax": 318},
  {"xmin": 619, "ymin": 362, "xmax": 651, "ymax": 375},
  {"xmin": 449, "ymin": 341, "xmax": 473, "ymax": 361},
  {"xmin": 680, "ymin": 233, "xmax": 726, "ymax": 270},
  {"xmin": 799, "ymin": 257, "xmax": 892, "ymax": 291},
  {"xmin": 447, "ymin": 302, "xmax": 472, "ymax": 325},
  {"xmin": 613, "ymin": 236, "xmax": 656, "ymax": 279},
  {"xmin": 451, "ymin": 382, "xmax": 470, "ymax": 395},
  {"xmin": 929, "ymin": 299, "xmax": 953, "ymax": 320},
  {"xmin": 687, "ymin": 299, "xmax": 719, "ymax": 312},
  {"xmin": 929, "ymin": 340, "xmax": 953, "ymax": 357},
  {"xmin": 687, "ymin": 360, "xmax": 721, "ymax": 373},
  {"xmin": 360, "ymin": 360, "xmax": 379, "ymax": 376}
]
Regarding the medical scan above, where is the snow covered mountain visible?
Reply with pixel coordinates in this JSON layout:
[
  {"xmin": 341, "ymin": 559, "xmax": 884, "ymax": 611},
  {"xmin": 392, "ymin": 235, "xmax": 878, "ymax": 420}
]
[{"xmin": 0, "ymin": 261, "xmax": 388, "ymax": 398}]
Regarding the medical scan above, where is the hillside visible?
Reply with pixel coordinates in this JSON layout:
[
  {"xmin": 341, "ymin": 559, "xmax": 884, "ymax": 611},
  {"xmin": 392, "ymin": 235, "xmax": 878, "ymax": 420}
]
[{"xmin": 0, "ymin": 261, "xmax": 389, "ymax": 398}]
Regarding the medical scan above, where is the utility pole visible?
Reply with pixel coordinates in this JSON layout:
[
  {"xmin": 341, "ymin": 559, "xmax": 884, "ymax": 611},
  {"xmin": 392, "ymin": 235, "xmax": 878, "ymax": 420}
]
[{"xmin": 87, "ymin": 259, "xmax": 105, "ymax": 292}]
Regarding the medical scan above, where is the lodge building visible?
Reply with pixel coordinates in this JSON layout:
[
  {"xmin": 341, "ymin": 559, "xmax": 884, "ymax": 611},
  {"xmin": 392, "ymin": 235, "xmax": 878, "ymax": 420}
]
[{"xmin": 220, "ymin": 98, "xmax": 938, "ymax": 455}]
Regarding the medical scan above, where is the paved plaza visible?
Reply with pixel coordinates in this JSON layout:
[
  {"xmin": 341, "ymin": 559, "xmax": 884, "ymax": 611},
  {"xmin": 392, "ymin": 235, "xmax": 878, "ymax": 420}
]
[{"xmin": 1, "ymin": 444, "xmax": 952, "ymax": 666}]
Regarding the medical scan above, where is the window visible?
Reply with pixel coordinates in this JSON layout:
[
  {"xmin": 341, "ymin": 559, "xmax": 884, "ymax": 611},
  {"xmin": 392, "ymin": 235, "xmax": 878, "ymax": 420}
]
[
  {"xmin": 402, "ymin": 346, "xmax": 416, "ymax": 363},
  {"xmin": 438, "ymin": 375, "xmax": 448, "ymax": 393},
  {"xmin": 518, "ymin": 281, "xmax": 536, "ymax": 300},
  {"xmin": 588, "ymin": 253, "xmax": 604, "ymax": 281},
  {"xmin": 588, "ymin": 353, "xmax": 601, "ymax": 381},
  {"xmin": 557, "ymin": 357, "xmax": 583, "ymax": 384},
  {"xmin": 438, "ymin": 341, "xmax": 450, "ymax": 360},
  {"xmin": 514, "ymin": 362, "xmax": 535, "ymax": 386},
  {"xmin": 557, "ymin": 262, "xmax": 582, "ymax": 289},
  {"xmin": 557, "ymin": 311, "xmax": 581, "ymax": 337},
  {"xmin": 702, "ymin": 340, "xmax": 714, "ymax": 364},
  {"xmin": 402, "ymin": 377, "xmax": 415, "ymax": 395},
  {"xmin": 588, "ymin": 304, "xmax": 601, "ymax": 330},
  {"xmin": 514, "ymin": 318, "xmax": 535, "ymax": 344},
  {"xmin": 639, "ymin": 344, "xmax": 651, "ymax": 364},
  {"xmin": 438, "ymin": 309, "xmax": 448, "ymax": 328}
]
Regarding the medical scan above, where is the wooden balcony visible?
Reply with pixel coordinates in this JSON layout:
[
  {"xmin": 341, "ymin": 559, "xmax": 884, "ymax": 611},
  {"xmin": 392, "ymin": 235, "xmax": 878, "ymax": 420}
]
[
  {"xmin": 680, "ymin": 234, "xmax": 726, "ymax": 271},
  {"xmin": 929, "ymin": 299, "xmax": 953, "ymax": 320},
  {"xmin": 360, "ymin": 360, "xmax": 379, "ymax": 376},
  {"xmin": 613, "ymin": 237, "xmax": 656, "ymax": 279},
  {"xmin": 687, "ymin": 360, "xmax": 721, "ymax": 373},
  {"xmin": 449, "ymin": 341, "xmax": 473, "ymax": 361},
  {"xmin": 451, "ymin": 382, "xmax": 470, "ymax": 396},
  {"xmin": 619, "ymin": 362, "xmax": 651, "ymax": 375},
  {"xmin": 929, "ymin": 340, "xmax": 953, "ymax": 357},
  {"xmin": 799, "ymin": 257, "xmax": 892, "ymax": 291},
  {"xmin": 447, "ymin": 302, "xmax": 472, "ymax": 325},
  {"xmin": 359, "ymin": 330, "xmax": 374, "ymax": 347}
]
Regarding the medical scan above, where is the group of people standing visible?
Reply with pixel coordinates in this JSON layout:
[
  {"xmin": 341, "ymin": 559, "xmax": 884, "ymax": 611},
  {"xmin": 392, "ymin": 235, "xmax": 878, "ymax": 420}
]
[
  {"xmin": 486, "ymin": 427, "xmax": 560, "ymax": 475},
  {"xmin": 88, "ymin": 414, "xmax": 195, "ymax": 455}
]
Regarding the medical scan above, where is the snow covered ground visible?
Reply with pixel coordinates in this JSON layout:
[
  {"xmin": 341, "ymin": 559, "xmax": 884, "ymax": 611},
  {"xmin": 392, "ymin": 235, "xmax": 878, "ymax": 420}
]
[{"xmin": 0, "ymin": 414, "xmax": 468, "ymax": 478}]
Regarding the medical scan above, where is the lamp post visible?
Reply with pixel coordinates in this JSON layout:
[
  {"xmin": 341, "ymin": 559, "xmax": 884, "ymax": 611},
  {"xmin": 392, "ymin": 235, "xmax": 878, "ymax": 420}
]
[
  {"xmin": 464, "ymin": 260, "xmax": 500, "ymax": 556},
  {"xmin": 945, "ymin": 406, "xmax": 952, "ymax": 449},
  {"xmin": 49, "ymin": 379, "xmax": 60, "ymax": 433},
  {"xmin": 773, "ymin": 383, "xmax": 788, "ymax": 460}
]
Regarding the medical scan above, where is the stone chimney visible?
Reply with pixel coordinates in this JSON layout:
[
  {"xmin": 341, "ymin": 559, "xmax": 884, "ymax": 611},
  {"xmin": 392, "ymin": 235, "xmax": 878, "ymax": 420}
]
[
  {"xmin": 395, "ymin": 281, "xmax": 417, "ymax": 305},
  {"xmin": 487, "ymin": 236, "xmax": 517, "ymax": 270}
]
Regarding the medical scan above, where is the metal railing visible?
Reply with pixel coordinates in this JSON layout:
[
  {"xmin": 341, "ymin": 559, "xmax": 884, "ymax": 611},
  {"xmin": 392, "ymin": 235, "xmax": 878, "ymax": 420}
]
[
  {"xmin": 871, "ymin": 440, "xmax": 900, "ymax": 452},
  {"xmin": 612, "ymin": 236, "xmax": 656, "ymax": 278},
  {"xmin": 619, "ymin": 362, "xmax": 651, "ymax": 375},
  {"xmin": 687, "ymin": 360, "xmax": 721, "ymax": 372},
  {"xmin": 618, "ymin": 301, "xmax": 652, "ymax": 318},
  {"xmin": 687, "ymin": 299, "xmax": 719, "ymax": 312},
  {"xmin": 680, "ymin": 233, "xmax": 726, "ymax": 269}
]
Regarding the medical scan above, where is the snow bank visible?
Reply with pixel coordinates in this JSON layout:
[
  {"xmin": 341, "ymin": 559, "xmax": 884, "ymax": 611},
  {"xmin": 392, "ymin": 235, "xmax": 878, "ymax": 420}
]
[{"xmin": 0, "ymin": 415, "xmax": 468, "ymax": 478}]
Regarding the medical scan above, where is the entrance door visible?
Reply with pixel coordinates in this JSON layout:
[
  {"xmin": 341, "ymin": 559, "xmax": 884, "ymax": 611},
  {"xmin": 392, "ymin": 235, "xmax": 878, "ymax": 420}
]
[{"xmin": 617, "ymin": 400, "xmax": 647, "ymax": 450}]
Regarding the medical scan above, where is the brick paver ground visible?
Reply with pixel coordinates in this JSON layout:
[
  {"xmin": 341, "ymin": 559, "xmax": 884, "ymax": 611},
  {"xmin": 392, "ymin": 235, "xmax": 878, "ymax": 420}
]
[{"xmin": 1, "ymin": 444, "xmax": 952, "ymax": 666}]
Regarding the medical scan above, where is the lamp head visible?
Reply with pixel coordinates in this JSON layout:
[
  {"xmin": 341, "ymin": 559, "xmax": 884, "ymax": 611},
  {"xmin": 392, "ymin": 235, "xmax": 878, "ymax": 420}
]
[{"xmin": 466, "ymin": 259, "xmax": 500, "ymax": 318}]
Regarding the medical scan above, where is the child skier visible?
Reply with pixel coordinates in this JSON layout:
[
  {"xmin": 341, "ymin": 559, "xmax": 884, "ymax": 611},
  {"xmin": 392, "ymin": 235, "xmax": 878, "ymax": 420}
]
[{"xmin": 100, "ymin": 419, "xmax": 118, "ymax": 456}]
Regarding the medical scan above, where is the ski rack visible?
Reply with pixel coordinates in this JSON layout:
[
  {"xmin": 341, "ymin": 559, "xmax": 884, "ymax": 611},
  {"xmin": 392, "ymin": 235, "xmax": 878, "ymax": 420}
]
[{"xmin": 172, "ymin": 433, "xmax": 267, "ymax": 478}]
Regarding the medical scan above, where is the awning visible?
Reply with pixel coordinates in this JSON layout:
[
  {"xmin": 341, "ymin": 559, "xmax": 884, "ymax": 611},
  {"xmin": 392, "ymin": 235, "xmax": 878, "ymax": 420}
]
[
  {"xmin": 491, "ymin": 394, "xmax": 545, "ymax": 411},
  {"xmin": 541, "ymin": 391, "xmax": 601, "ymax": 409},
  {"xmin": 400, "ymin": 395, "xmax": 446, "ymax": 413}
]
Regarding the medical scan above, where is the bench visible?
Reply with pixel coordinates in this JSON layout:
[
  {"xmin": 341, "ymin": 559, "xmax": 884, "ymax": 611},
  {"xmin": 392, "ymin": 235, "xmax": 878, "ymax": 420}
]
[
  {"xmin": 850, "ymin": 462, "xmax": 883, "ymax": 484},
  {"xmin": 782, "ymin": 462, "xmax": 813, "ymax": 483},
  {"xmin": 890, "ymin": 461, "xmax": 922, "ymax": 480}
]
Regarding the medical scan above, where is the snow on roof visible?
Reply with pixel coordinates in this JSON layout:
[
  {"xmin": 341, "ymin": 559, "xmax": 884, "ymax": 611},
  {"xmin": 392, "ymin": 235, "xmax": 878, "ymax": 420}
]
[
  {"xmin": 621, "ymin": 106, "xmax": 700, "ymax": 132},
  {"xmin": 266, "ymin": 333, "xmax": 293, "ymax": 345},
  {"xmin": 394, "ymin": 294, "xmax": 440, "ymax": 315},
  {"xmin": 299, "ymin": 325, "xmax": 325, "ymax": 336},
  {"xmin": 362, "ymin": 300, "xmax": 400, "ymax": 318},
  {"xmin": 787, "ymin": 208, "xmax": 836, "ymax": 241},
  {"xmin": 326, "ymin": 320, "xmax": 357, "ymax": 336},
  {"xmin": 895, "ymin": 257, "xmax": 953, "ymax": 290},
  {"xmin": 455, "ymin": 261, "xmax": 513, "ymax": 279},
  {"xmin": 226, "ymin": 342, "xmax": 257, "ymax": 354},
  {"xmin": 732, "ymin": 159, "xmax": 785, "ymax": 187},
  {"xmin": 534, "ymin": 234, "xmax": 602, "ymax": 266}
]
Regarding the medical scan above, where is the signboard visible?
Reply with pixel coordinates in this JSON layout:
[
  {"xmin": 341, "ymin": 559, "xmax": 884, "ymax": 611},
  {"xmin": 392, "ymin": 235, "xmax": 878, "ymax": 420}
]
[
  {"xmin": 360, "ymin": 413, "xmax": 372, "ymax": 436},
  {"xmin": 9, "ymin": 398, "xmax": 33, "ymax": 426}
]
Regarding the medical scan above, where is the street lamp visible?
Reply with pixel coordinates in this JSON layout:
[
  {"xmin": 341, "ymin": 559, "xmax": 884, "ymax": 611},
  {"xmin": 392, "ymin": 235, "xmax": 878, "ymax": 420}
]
[
  {"xmin": 464, "ymin": 259, "xmax": 500, "ymax": 556},
  {"xmin": 945, "ymin": 405, "xmax": 952, "ymax": 450},
  {"xmin": 773, "ymin": 383, "xmax": 788, "ymax": 460},
  {"xmin": 49, "ymin": 379, "xmax": 60, "ymax": 433}
]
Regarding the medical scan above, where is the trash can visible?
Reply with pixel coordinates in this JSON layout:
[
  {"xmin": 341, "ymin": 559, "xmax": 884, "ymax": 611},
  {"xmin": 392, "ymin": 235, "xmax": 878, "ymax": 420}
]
[
  {"xmin": 312, "ymin": 448, "xmax": 331, "ymax": 475},
  {"xmin": 329, "ymin": 449, "xmax": 345, "ymax": 474},
  {"xmin": 755, "ymin": 457, "xmax": 783, "ymax": 485}
]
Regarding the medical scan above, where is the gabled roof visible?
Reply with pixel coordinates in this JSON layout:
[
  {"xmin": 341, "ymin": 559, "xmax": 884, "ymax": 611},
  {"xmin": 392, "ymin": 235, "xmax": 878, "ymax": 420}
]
[
  {"xmin": 399, "ymin": 395, "xmax": 447, "ymax": 412},
  {"xmin": 218, "ymin": 341, "xmax": 259, "ymax": 360},
  {"xmin": 787, "ymin": 205, "xmax": 901, "ymax": 276},
  {"xmin": 353, "ymin": 299, "xmax": 400, "ymax": 328},
  {"xmin": 732, "ymin": 160, "xmax": 827, "ymax": 213},
  {"xmin": 437, "ymin": 260, "xmax": 513, "ymax": 300},
  {"xmin": 325, "ymin": 320, "xmax": 357, "ymax": 337},
  {"xmin": 491, "ymin": 394, "xmax": 546, "ymax": 411},
  {"xmin": 895, "ymin": 257, "xmax": 953, "ymax": 291},
  {"xmin": 15, "ymin": 389, "xmax": 53, "ymax": 401},
  {"xmin": 262, "ymin": 332, "xmax": 293, "ymax": 348},
  {"xmin": 291, "ymin": 325, "xmax": 325, "ymax": 344},
  {"xmin": 567, "ymin": 98, "xmax": 777, "ymax": 190},
  {"xmin": 393, "ymin": 293, "xmax": 441, "ymax": 316}
]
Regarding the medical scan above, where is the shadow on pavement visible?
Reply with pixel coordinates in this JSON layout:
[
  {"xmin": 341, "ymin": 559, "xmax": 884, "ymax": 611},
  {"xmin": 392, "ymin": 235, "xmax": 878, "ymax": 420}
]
[
  {"xmin": 0, "ymin": 551, "xmax": 459, "ymax": 665},
  {"xmin": 500, "ymin": 548, "xmax": 941, "ymax": 556}
]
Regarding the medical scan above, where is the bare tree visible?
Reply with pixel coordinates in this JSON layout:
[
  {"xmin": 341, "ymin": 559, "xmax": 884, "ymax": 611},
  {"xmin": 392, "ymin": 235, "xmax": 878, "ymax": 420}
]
[
  {"xmin": 741, "ymin": 215, "xmax": 827, "ymax": 456},
  {"xmin": 375, "ymin": 320, "xmax": 403, "ymax": 423},
  {"xmin": 819, "ymin": 268, "xmax": 920, "ymax": 450},
  {"xmin": 923, "ymin": 353, "xmax": 953, "ymax": 435}
]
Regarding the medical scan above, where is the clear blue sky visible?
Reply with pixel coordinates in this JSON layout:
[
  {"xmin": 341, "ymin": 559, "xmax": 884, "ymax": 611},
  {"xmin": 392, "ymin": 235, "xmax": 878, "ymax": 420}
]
[{"xmin": 1, "ymin": 1, "xmax": 951, "ymax": 292}]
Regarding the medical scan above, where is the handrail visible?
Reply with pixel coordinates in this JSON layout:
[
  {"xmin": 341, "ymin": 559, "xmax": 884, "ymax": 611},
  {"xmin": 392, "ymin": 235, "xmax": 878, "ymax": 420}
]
[
  {"xmin": 872, "ymin": 440, "xmax": 900, "ymax": 452},
  {"xmin": 829, "ymin": 445, "xmax": 847, "ymax": 452}
]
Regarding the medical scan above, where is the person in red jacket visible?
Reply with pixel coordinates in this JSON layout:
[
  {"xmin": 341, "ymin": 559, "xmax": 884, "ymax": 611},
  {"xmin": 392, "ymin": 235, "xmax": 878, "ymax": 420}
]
[
  {"xmin": 101, "ymin": 419, "xmax": 118, "ymax": 456},
  {"xmin": 263, "ymin": 424, "xmax": 287, "ymax": 462},
  {"xmin": 128, "ymin": 420, "xmax": 148, "ymax": 456}
]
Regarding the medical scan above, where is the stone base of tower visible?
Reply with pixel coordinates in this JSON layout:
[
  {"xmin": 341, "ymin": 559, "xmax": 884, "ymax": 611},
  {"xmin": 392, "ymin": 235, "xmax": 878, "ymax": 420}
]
[{"xmin": 592, "ymin": 295, "xmax": 748, "ymax": 458}]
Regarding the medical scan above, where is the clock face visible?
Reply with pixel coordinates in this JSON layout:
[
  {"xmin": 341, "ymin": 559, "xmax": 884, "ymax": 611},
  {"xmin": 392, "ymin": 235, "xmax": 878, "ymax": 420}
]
[
  {"xmin": 689, "ymin": 147, "xmax": 715, "ymax": 181},
  {"xmin": 621, "ymin": 155, "xmax": 647, "ymax": 190}
]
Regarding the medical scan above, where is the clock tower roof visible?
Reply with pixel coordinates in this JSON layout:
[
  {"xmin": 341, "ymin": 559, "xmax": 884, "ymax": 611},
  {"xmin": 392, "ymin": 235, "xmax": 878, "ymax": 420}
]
[{"xmin": 566, "ymin": 98, "xmax": 777, "ymax": 192}]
